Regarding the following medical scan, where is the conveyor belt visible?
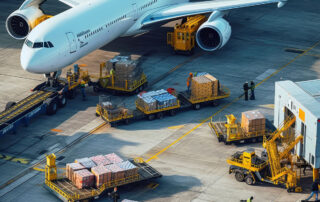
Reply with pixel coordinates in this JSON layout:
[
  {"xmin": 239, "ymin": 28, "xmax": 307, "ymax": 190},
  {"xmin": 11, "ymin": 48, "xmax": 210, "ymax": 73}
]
[{"xmin": 0, "ymin": 91, "xmax": 53, "ymax": 128}]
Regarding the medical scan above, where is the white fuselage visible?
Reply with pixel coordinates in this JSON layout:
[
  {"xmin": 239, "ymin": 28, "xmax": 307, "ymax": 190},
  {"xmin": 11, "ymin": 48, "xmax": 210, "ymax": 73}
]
[{"xmin": 21, "ymin": 0, "xmax": 187, "ymax": 73}]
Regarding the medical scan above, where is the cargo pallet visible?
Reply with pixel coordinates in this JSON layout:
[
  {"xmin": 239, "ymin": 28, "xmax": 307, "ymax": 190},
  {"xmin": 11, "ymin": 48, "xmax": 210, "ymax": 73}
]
[
  {"xmin": 209, "ymin": 119, "xmax": 275, "ymax": 144},
  {"xmin": 45, "ymin": 154, "xmax": 162, "ymax": 202},
  {"xmin": 0, "ymin": 68, "xmax": 88, "ymax": 137},
  {"xmin": 93, "ymin": 64, "xmax": 148, "ymax": 95},
  {"xmin": 96, "ymin": 86, "xmax": 230, "ymax": 125}
]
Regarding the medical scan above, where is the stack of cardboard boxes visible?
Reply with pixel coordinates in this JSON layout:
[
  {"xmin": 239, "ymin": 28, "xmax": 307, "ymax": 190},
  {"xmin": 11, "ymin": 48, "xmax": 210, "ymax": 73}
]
[
  {"xmin": 191, "ymin": 73, "xmax": 219, "ymax": 100},
  {"xmin": 136, "ymin": 89, "xmax": 178, "ymax": 111},
  {"xmin": 241, "ymin": 110, "xmax": 266, "ymax": 133},
  {"xmin": 66, "ymin": 153, "xmax": 138, "ymax": 189}
]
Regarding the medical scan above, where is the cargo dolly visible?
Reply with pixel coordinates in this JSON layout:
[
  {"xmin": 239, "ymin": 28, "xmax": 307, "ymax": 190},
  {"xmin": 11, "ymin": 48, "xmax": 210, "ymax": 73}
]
[
  {"xmin": 96, "ymin": 86, "xmax": 230, "ymax": 125},
  {"xmin": 93, "ymin": 63, "xmax": 148, "ymax": 95},
  {"xmin": 0, "ymin": 67, "xmax": 89, "ymax": 137},
  {"xmin": 45, "ymin": 154, "xmax": 162, "ymax": 202},
  {"xmin": 208, "ymin": 114, "xmax": 276, "ymax": 144}
]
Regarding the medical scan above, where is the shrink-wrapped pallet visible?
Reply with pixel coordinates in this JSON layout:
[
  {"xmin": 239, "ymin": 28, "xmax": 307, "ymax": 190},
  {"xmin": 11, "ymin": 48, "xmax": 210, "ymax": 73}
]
[
  {"xmin": 73, "ymin": 169, "xmax": 95, "ymax": 189},
  {"xmin": 90, "ymin": 155, "xmax": 111, "ymax": 166},
  {"xmin": 91, "ymin": 165, "xmax": 112, "ymax": 187},
  {"xmin": 105, "ymin": 164, "xmax": 125, "ymax": 181},
  {"xmin": 117, "ymin": 160, "xmax": 138, "ymax": 178},
  {"xmin": 101, "ymin": 101, "xmax": 113, "ymax": 110},
  {"xmin": 241, "ymin": 110, "xmax": 266, "ymax": 133},
  {"xmin": 105, "ymin": 153, "xmax": 124, "ymax": 164},
  {"xmin": 75, "ymin": 157, "xmax": 97, "ymax": 170},
  {"xmin": 66, "ymin": 163, "xmax": 85, "ymax": 182}
]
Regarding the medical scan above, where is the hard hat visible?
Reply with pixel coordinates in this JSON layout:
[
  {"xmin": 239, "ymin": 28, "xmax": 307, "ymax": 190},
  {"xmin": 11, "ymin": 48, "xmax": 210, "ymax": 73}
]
[{"xmin": 189, "ymin": 72, "xmax": 193, "ymax": 76}]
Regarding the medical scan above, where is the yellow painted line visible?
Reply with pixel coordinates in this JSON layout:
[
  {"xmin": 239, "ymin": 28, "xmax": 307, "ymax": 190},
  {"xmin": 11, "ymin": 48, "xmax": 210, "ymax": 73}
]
[
  {"xmin": 33, "ymin": 167, "xmax": 45, "ymax": 172},
  {"xmin": 0, "ymin": 153, "xmax": 30, "ymax": 164},
  {"xmin": 168, "ymin": 125, "xmax": 185, "ymax": 130},
  {"xmin": 145, "ymin": 40, "xmax": 320, "ymax": 163},
  {"xmin": 147, "ymin": 182, "xmax": 159, "ymax": 189},
  {"xmin": 259, "ymin": 104, "xmax": 275, "ymax": 109},
  {"xmin": 51, "ymin": 128, "xmax": 63, "ymax": 133}
]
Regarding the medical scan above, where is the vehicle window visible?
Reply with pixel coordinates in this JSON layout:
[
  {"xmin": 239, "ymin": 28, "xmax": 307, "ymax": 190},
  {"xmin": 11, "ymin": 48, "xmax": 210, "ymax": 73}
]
[
  {"xmin": 33, "ymin": 42, "xmax": 43, "ymax": 48},
  {"xmin": 44, "ymin": 42, "xmax": 49, "ymax": 48},
  {"xmin": 48, "ymin": 42, "xmax": 54, "ymax": 48},
  {"xmin": 25, "ymin": 39, "xmax": 33, "ymax": 48}
]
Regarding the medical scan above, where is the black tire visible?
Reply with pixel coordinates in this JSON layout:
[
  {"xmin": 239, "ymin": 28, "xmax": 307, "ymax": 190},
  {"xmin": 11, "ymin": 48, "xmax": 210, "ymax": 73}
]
[
  {"xmin": 93, "ymin": 86, "xmax": 100, "ymax": 93},
  {"xmin": 95, "ymin": 113, "xmax": 100, "ymax": 117},
  {"xmin": 193, "ymin": 104, "xmax": 201, "ymax": 110},
  {"xmin": 66, "ymin": 89, "xmax": 76, "ymax": 99},
  {"xmin": 235, "ymin": 171, "xmax": 245, "ymax": 182},
  {"xmin": 5, "ymin": 101, "xmax": 16, "ymax": 110},
  {"xmin": 57, "ymin": 94, "xmax": 67, "ymax": 108},
  {"xmin": 46, "ymin": 98, "xmax": 58, "ymax": 115},
  {"xmin": 157, "ymin": 112, "xmax": 164, "ymax": 119},
  {"xmin": 169, "ymin": 109, "xmax": 176, "ymax": 116},
  {"xmin": 212, "ymin": 100, "xmax": 219, "ymax": 107},
  {"xmin": 245, "ymin": 176, "xmax": 254, "ymax": 185},
  {"xmin": 148, "ymin": 114, "xmax": 155, "ymax": 121}
]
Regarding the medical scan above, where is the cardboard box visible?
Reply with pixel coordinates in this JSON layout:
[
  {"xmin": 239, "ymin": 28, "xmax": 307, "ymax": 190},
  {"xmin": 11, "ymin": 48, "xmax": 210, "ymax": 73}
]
[
  {"xmin": 66, "ymin": 163, "xmax": 85, "ymax": 182},
  {"xmin": 91, "ymin": 165, "xmax": 112, "ymax": 188},
  {"xmin": 241, "ymin": 110, "xmax": 266, "ymax": 133},
  {"xmin": 73, "ymin": 169, "xmax": 95, "ymax": 189}
]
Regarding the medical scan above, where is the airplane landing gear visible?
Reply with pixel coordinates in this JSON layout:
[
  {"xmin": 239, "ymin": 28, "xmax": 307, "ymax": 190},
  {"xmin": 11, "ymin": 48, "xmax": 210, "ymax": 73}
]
[{"xmin": 45, "ymin": 70, "xmax": 62, "ymax": 87}]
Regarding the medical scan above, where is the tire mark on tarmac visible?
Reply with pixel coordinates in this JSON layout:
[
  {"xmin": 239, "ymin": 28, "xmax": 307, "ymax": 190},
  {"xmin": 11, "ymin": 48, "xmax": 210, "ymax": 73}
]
[{"xmin": 145, "ymin": 39, "xmax": 320, "ymax": 163}]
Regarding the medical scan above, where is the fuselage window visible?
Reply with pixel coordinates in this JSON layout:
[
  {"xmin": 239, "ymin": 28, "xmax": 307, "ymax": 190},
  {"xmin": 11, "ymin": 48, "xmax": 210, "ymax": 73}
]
[{"xmin": 33, "ymin": 42, "xmax": 43, "ymax": 48}]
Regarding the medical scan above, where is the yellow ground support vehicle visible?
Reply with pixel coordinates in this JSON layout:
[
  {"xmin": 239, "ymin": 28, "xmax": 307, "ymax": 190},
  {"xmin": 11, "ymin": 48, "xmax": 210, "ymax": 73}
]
[
  {"xmin": 167, "ymin": 15, "xmax": 207, "ymax": 55},
  {"xmin": 208, "ymin": 114, "xmax": 275, "ymax": 144},
  {"xmin": 227, "ymin": 116, "xmax": 303, "ymax": 192},
  {"xmin": 44, "ymin": 154, "xmax": 162, "ymax": 202},
  {"xmin": 93, "ymin": 63, "xmax": 147, "ymax": 94}
]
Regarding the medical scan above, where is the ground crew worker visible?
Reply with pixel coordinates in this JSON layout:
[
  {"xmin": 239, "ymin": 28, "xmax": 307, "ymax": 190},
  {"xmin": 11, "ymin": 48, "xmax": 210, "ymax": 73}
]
[
  {"xmin": 243, "ymin": 82, "xmax": 249, "ymax": 101},
  {"xmin": 305, "ymin": 179, "xmax": 320, "ymax": 201},
  {"xmin": 247, "ymin": 196, "xmax": 254, "ymax": 202},
  {"xmin": 250, "ymin": 81, "xmax": 255, "ymax": 100},
  {"xmin": 80, "ymin": 80, "xmax": 86, "ymax": 101},
  {"xmin": 108, "ymin": 187, "xmax": 120, "ymax": 202},
  {"xmin": 187, "ymin": 72, "xmax": 193, "ymax": 93}
]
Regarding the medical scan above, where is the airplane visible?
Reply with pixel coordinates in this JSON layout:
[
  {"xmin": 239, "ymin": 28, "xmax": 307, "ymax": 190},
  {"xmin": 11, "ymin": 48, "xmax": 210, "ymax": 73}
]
[{"xmin": 6, "ymin": 0, "xmax": 288, "ymax": 76}]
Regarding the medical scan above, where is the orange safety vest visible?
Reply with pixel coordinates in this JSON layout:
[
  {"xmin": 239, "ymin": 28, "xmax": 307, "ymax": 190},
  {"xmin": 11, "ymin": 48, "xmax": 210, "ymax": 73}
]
[{"xmin": 187, "ymin": 76, "xmax": 192, "ymax": 86}]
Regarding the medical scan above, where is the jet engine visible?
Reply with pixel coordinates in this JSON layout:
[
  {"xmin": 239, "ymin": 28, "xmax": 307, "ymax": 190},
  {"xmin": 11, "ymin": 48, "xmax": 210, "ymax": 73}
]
[
  {"xmin": 6, "ymin": 6, "xmax": 44, "ymax": 40},
  {"xmin": 196, "ymin": 18, "xmax": 232, "ymax": 52}
]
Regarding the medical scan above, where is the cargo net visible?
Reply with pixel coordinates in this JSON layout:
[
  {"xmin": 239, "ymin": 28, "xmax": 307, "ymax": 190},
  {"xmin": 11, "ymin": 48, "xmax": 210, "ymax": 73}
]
[
  {"xmin": 136, "ymin": 89, "xmax": 178, "ymax": 111},
  {"xmin": 66, "ymin": 153, "xmax": 139, "ymax": 189},
  {"xmin": 105, "ymin": 55, "xmax": 143, "ymax": 89},
  {"xmin": 99, "ymin": 95, "xmax": 133, "ymax": 120}
]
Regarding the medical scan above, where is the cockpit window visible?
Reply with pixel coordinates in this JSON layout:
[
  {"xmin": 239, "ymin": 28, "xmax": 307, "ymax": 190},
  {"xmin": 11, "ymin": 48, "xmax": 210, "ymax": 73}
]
[
  {"xmin": 48, "ymin": 41, "xmax": 54, "ymax": 48},
  {"xmin": 25, "ymin": 39, "xmax": 33, "ymax": 48},
  {"xmin": 44, "ymin": 42, "xmax": 49, "ymax": 48},
  {"xmin": 33, "ymin": 42, "xmax": 43, "ymax": 48}
]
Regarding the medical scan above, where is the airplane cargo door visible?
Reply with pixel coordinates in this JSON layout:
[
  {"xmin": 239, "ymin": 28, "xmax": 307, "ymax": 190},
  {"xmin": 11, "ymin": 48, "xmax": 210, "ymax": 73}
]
[{"xmin": 66, "ymin": 32, "xmax": 77, "ymax": 53}]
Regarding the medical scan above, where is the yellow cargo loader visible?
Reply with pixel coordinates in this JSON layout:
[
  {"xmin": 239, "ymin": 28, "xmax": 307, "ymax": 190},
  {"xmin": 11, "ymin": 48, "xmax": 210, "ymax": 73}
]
[
  {"xmin": 227, "ymin": 116, "xmax": 303, "ymax": 192},
  {"xmin": 167, "ymin": 15, "xmax": 207, "ymax": 55}
]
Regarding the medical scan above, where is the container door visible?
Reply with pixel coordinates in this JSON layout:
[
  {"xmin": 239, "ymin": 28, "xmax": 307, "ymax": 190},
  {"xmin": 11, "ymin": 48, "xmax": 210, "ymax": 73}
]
[
  {"xmin": 66, "ymin": 32, "xmax": 77, "ymax": 53},
  {"xmin": 300, "ymin": 122, "xmax": 306, "ymax": 157}
]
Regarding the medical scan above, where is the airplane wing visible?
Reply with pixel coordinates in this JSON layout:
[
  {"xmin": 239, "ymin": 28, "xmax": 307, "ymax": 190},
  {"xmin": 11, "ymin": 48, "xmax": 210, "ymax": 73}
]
[
  {"xmin": 19, "ymin": 0, "xmax": 85, "ymax": 9},
  {"xmin": 141, "ymin": 0, "xmax": 287, "ymax": 26}
]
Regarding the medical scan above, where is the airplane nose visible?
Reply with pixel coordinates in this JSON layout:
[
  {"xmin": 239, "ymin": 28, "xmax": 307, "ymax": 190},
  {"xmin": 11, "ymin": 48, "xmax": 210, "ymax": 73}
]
[{"xmin": 20, "ymin": 45, "xmax": 40, "ymax": 73}]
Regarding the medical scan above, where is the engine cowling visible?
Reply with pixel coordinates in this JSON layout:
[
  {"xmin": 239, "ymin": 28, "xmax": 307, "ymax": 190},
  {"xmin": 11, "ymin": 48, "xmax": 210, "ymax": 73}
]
[
  {"xmin": 6, "ymin": 6, "xmax": 44, "ymax": 40},
  {"xmin": 196, "ymin": 18, "xmax": 232, "ymax": 52}
]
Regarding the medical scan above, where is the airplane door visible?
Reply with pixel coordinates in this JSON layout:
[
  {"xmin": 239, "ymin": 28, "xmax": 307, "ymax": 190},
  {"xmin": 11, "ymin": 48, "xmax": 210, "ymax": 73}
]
[
  {"xmin": 66, "ymin": 32, "xmax": 77, "ymax": 53},
  {"xmin": 132, "ymin": 2, "xmax": 138, "ymax": 21}
]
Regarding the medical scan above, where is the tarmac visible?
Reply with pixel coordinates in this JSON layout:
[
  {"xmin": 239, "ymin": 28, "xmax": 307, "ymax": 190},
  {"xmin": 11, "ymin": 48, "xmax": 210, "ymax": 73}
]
[{"xmin": 0, "ymin": 0, "xmax": 320, "ymax": 201}]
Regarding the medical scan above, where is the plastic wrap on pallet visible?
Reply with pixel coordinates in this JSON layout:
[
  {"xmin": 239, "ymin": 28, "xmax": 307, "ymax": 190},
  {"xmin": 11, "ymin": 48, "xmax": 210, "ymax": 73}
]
[
  {"xmin": 196, "ymin": 72, "xmax": 208, "ymax": 77},
  {"xmin": 122, "ymin": 200, "xmax": 138, "ymax": 202},
  {"xmin": 73, "ymin": 169, "xmax": 95, "ymax": 189},
  {"xmin": 75, "ymin": 157, "xmax": 97, "ymax": 169},
  {"xmin": 105, "ymin": 153, "xmax": 124, "ymax": 164},
  {"xmin": 66, "ymin": 163, "xmax": 85, "ymax": 182},
  {"xmin": 91, "ymin": 165, "xmax": 112, "ymax": 188},
  {"xmin": 117, "ymin": 160, "xmax": 138, "ymax": 178},
  {"xmin": 105, "ymin": 164, "xmax": 125, "ymax": 181},
  {"xmin": 90, "ymin": 155, "xmax": 111, "ymax": 166},
  {"xmin": 101, "ymin": 101, "xmax": 113, "ymax": 109}
]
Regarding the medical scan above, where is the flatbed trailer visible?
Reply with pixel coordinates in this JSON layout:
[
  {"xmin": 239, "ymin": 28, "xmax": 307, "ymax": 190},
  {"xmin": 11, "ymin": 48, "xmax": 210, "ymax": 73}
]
[
  {"xmin": 208, "ymin": 118, "xmax": 275, "ymax": 144},
  {"xmin": 0, "ymin": 68, "xmax": 88, "ymax": 137},
  {"xmin": 45, "ymin": 159, "xmax": 162, "ymax": 202},
  {"xmin": 97, "ymin": 86, "xmax": 230, "ymax": 125}
]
